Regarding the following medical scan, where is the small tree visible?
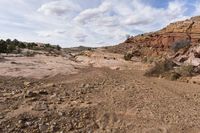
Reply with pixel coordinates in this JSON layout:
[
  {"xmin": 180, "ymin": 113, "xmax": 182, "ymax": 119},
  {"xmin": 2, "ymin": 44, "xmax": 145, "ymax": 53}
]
[
  {"xmin": 0, "ymin": 40, "xmax": 7, "ymax": 53},
  {"xmin": 18, "ymin": 42, "xmax": 26, "ymax": 48},
  {"xmin": 27, "ymin": 42, "xmax": 37, "ymax": 49},
  {"xmin": 56, "ymin": 45, "xmax": 61, "ymax": 51},
  {"xmin": 126, "ymin": 34, "xmax": 131, "ymax": 39},
  {"xmin": 13, "ymin": 39, "xmax": 20, "ymax": 46},
  {"xmin": 7, "ymin": 44, "xmax": 16, "ymax": 53},
  {"xmin": 6, "ymin": 39, "xmax": 11, "ymax": 44}
]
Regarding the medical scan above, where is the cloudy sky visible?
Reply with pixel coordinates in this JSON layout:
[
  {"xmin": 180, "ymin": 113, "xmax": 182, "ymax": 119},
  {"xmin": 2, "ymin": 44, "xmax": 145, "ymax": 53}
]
[{"xmin": 0, "ymin": 0, "xmax": 200, "ymax": 47}]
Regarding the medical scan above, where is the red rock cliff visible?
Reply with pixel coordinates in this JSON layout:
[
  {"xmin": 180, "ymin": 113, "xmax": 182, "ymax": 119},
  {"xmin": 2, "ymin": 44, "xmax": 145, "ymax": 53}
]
[{"xmin": 127, "ymin": 16, "xmax": 200, "ymax": 48}]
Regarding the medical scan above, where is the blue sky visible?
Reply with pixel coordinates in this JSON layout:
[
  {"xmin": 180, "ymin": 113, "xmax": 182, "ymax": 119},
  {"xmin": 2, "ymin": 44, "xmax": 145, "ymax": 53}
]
[{"xmin": 0, "ymin": 0, "xmax": 200, "ymax": 47}]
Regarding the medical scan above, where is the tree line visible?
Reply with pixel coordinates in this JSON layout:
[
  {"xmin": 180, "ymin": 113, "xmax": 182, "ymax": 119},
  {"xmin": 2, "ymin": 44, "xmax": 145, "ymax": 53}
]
[{"xmin": 0, "ymin": 39, "xmax": 61, "ymax": 53}]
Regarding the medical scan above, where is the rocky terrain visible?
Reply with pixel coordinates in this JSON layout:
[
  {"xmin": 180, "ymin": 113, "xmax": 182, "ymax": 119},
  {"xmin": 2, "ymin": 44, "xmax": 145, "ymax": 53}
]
[
  {"xmin": 109, "ymin": 16, "xmax": 200, "ymax": 83},
  {"xmin": 1, "ymin": 16, "xmax": 200, "ymax": 133},
  {"xmin": 110, "ymin": 16, "xmax": 200, "ymax": 56}
]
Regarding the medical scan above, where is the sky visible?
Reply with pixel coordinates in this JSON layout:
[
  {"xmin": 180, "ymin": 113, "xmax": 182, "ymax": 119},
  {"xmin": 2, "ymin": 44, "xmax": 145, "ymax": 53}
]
[{"xmin": 0, "ymin": 0, "xmax": 200, "ymax": 48}]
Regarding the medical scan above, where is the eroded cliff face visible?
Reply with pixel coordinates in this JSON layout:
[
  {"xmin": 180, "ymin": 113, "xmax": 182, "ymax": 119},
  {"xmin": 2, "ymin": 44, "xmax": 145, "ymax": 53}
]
[
  {"xmin": 116, "ymin": 16, "xmax": 200, "ymax": 68},
  {"xmin": 108, "ymin": 16, "xmax": 200, "ymax": 57},
  {"xmin": 127, "ymin": 16, "xmax": 200, "ymax": 48}
]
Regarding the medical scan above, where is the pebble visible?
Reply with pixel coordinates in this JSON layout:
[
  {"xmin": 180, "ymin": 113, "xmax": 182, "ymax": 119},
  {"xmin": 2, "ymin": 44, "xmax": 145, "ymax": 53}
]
[
  {"xmin": 24, "ymin": 82, "xmax": 31, "ymax": 86},
  {"xmin": 39, "ymin": 124, "xmax": 48, "ymax": 132},
  {"xmin": 0, "ymin": 115, "xmax": 4, "ymax": 119},
  {"xmin": 25, "ymin": 91, "xmax": 37, "ymax": 98},
  {"xmin": 58, "ymin": 112, "xmax": 64, "ymax": 116},
  {"xmin": 33, "ymin": 102, "xmax": 48, "ymax": 111},
  {"xmin": 38, "ymin": 90, "xmax": 48, "ymax": 95},
  {"xmin": 25, "ymin": 121, "xmax": 32, "ymax": 126},
  {"xmin": 85, "ymin": 84, "xmax": 90, "ymax": 88},
  {"xmin": 79, "ymin": 83, "xmax": 85, "ymax": 88}
]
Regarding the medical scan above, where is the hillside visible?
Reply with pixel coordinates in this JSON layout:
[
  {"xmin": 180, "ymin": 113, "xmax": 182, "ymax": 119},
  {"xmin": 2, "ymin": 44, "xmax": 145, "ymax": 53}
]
[{"xmin": 110, "ymin": 16, "xmax": 200, "ymax": 56}]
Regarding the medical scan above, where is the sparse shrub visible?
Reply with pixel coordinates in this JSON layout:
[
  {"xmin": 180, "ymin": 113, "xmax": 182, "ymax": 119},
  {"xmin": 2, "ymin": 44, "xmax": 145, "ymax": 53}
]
[
  {"xmin": 124, "ymin": 51, "xmax": 133, "ymax": 61},
  {"xmin": 175, "ymin": 65, "xmax": 194, "ymax": 77},
  {"xmin": 23, "ymin": 51, "xmax": 35, "ymax": 57},
  {"xmin": 169, "ymin": 72, "xmax": 181, "ymax": 81},
  {"xmin": 44, "ymin": 44, "xmax": 51, "ymax": 48},
  {"xmin": 142, "ymin": 56, "xmax": 156, "ymax": 64},
  {"xmin": 142, "ymin": 56, "xmax": 148, "ymax": 63},
  {"xmin": 144, "ymin": 59, "xmax": 176, "ymax": 77},
  {"xmin": 171, "ymin": 39, "xmax": 191, "ymax": 52},
  {"xmin": 142, "ymin": 56, "xmax": 163, "ymax": 64},
  {"xmin": 7, "ymin": 44, "xmax": 16, "ymax": 53},
  {"xmin": 56, "ymin": 45, "xmax": 61, "ymax": 51},
  {"xmin": 27, "ymin": 43, "xmax": 37, "ymax": 49}
]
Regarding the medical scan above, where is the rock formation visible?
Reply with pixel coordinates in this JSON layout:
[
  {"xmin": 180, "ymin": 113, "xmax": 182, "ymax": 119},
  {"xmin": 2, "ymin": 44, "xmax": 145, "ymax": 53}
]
[
  {"xmin": 107, "ymin": 16, "xmax": 200, "ymax": 72},
  {"xmin": 126, "ymin": 16, "xmax": 200, "ymax": 48}
]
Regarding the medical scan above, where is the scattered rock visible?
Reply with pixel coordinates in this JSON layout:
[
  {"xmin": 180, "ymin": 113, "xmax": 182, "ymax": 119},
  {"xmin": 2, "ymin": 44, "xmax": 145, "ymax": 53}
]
[
  {"xmin": 79, "ymin": 83, "xmax": 86, "ymax": 88},
  {"xmin": 58, "ymin": 112, "xmax": 64, "ymax": 116},
  {"xmin": 190, "ymin": 76, "xmax": 200, "ymax": 84},
  {"xmin": 39, "ymin": 124, "xmax": 48, "ymax": 132},
  {"xmin": 25, "ymin": 121, "xmax": 32, "ymax": 126},
  {"xmin": 0, "ymin": 115, "xmax": 4, "ymax": 119},
  {"xmin": 0, "ymin": 55, "xmax": 4, "ymax": 59},
  {"xmin": 25, "ymin": 91, "xmax": 38, "ymax": 98},
  {"xmin": 24, "ymin": 82, "xmax": 31, "ymax": 86},
  {"xmin": 38, "ymin": 90, "xmax": 48, "ymax": 95},
  {"xmin": 32, "ymin": 102, "xmax": 48, "ymax": 111}
]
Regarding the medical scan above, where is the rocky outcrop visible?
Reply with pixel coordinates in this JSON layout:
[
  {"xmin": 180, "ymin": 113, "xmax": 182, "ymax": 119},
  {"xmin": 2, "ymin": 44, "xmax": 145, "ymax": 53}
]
[
  {"xmin": 172, "ymin": 44, "xmax": 200, "ymax": 66},
  {"xmin": 125, "ymin": 16, "xmax": 200, "ymax": 49}
]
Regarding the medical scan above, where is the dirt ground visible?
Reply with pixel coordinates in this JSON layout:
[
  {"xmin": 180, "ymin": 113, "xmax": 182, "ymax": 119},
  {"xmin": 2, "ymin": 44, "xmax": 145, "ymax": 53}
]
[
  {"xmin": 1, "ymin": 49, "xmax": 200, "ymax": 133},
  {"xmin": 0, "ymin": 49, "xmax": 137, "ymax": 79}
]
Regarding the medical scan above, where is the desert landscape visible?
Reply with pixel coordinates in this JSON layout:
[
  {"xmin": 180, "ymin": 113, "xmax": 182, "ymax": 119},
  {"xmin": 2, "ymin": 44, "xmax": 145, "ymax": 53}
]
[
  {"xmin": 2, "ymin": 0, "xmax": 200, "ymax": 132},
  {"xmin": 1, "ymin": 16, "xmax": 200, "ymax": 133}
]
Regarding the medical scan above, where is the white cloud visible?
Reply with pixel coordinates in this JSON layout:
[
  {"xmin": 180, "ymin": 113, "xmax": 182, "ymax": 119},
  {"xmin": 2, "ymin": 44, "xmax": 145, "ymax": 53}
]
[
  {"xmin": 193, "ymin": 2, "xmax": 200, "ymax": 16},
  {"xmin": 38, "ymin": 1, "xmax": 81, "ymax": 16},
  {"xmin": 75, "ymin": 33, "xmax": 88, "ymax": 42},
  {"xmin": 122, "ymin": 0, "xmax": 186, "ymax": 26},
  {"xmin": 74, "ymin": 1, "xmax": 112, "ymax": 24}
]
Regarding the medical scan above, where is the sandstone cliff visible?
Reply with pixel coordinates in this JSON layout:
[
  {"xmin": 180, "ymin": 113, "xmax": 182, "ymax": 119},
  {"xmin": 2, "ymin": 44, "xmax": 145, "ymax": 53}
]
[
  {"xmin": 127, "ymin": 16, "xmax": 200, "ymax": 48},
  {"xmin": 110, "ymin": 16, "xmax": 200, "ymax": 56}
]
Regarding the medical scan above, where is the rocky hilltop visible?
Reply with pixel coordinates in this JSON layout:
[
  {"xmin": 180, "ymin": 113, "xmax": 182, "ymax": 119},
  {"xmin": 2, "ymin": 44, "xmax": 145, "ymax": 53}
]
[
  {"xmin": 111, "ymin": 16, "xmax": 200, "ymax": 56},
  {"xmin": 107, "ymin": 16, "xmax": 200, "ymax": 82},
  {"xmin": 129, "ymin": 16, "xmax": 200, "ymax": 47}
]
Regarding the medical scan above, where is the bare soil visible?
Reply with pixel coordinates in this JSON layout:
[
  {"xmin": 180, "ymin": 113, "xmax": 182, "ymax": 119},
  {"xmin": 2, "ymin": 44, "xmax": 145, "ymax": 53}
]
[{"xmin": 0, "ymin": 49, "xmax": 200, "ymax": 133}]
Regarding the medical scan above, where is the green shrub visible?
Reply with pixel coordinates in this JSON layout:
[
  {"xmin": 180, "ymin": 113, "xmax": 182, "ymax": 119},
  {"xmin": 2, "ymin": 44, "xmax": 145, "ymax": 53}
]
[
  {"xmin": 0, "ymin": 38, "xmax": 62, "ymax": 54},
  {"xmin": 144, "ymin": 59, "xmax": 176, "ymax": 77},
  {"xmin": 176, "ymin": 65, "xmax": 194, "ymax": 77},
  {"xmin": 124, "ymin": 51, "xmax": 133, "ymax": 61},
  {"xmin": 0, "ymin": 40, "xmax": 8, "ymax": 53},
  {"xmin": 168, "ymin": 72, "xmax": 181, "ymax": 81},
  {"xmin": 23, "ymin": 51, "xmax": 35, "ymax": 57},
  {"xmin": 56, "ymin": 45, "xmax": 61, "ymax": 51},
  {"xmin": 171, "ymin": 39, "xmax": 191, "ymax": 52}
]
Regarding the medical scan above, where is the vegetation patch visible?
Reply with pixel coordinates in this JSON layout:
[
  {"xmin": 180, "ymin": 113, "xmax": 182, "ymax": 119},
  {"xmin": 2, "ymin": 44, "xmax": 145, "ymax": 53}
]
[
  {"xmin": 171, "ymin": 39, "xmax": 191, "ymax": 52},
  {"xmin": 175, "ymin": 65, "xmax": 194, "ymax": 77},
  {"xmin": 0, "ymin": 39, "xmax": 61, "ymax": 55},
  {"xmin": 144, "ymin": 59, "xmax": 176, "ymax": 77},
  {"xmin": 144, "ymin": 58, "xmax": 197, "ymax": 80},
  {"xmin": 124, "ymin": 51, "xmax": 134, "ymax": 61}
]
